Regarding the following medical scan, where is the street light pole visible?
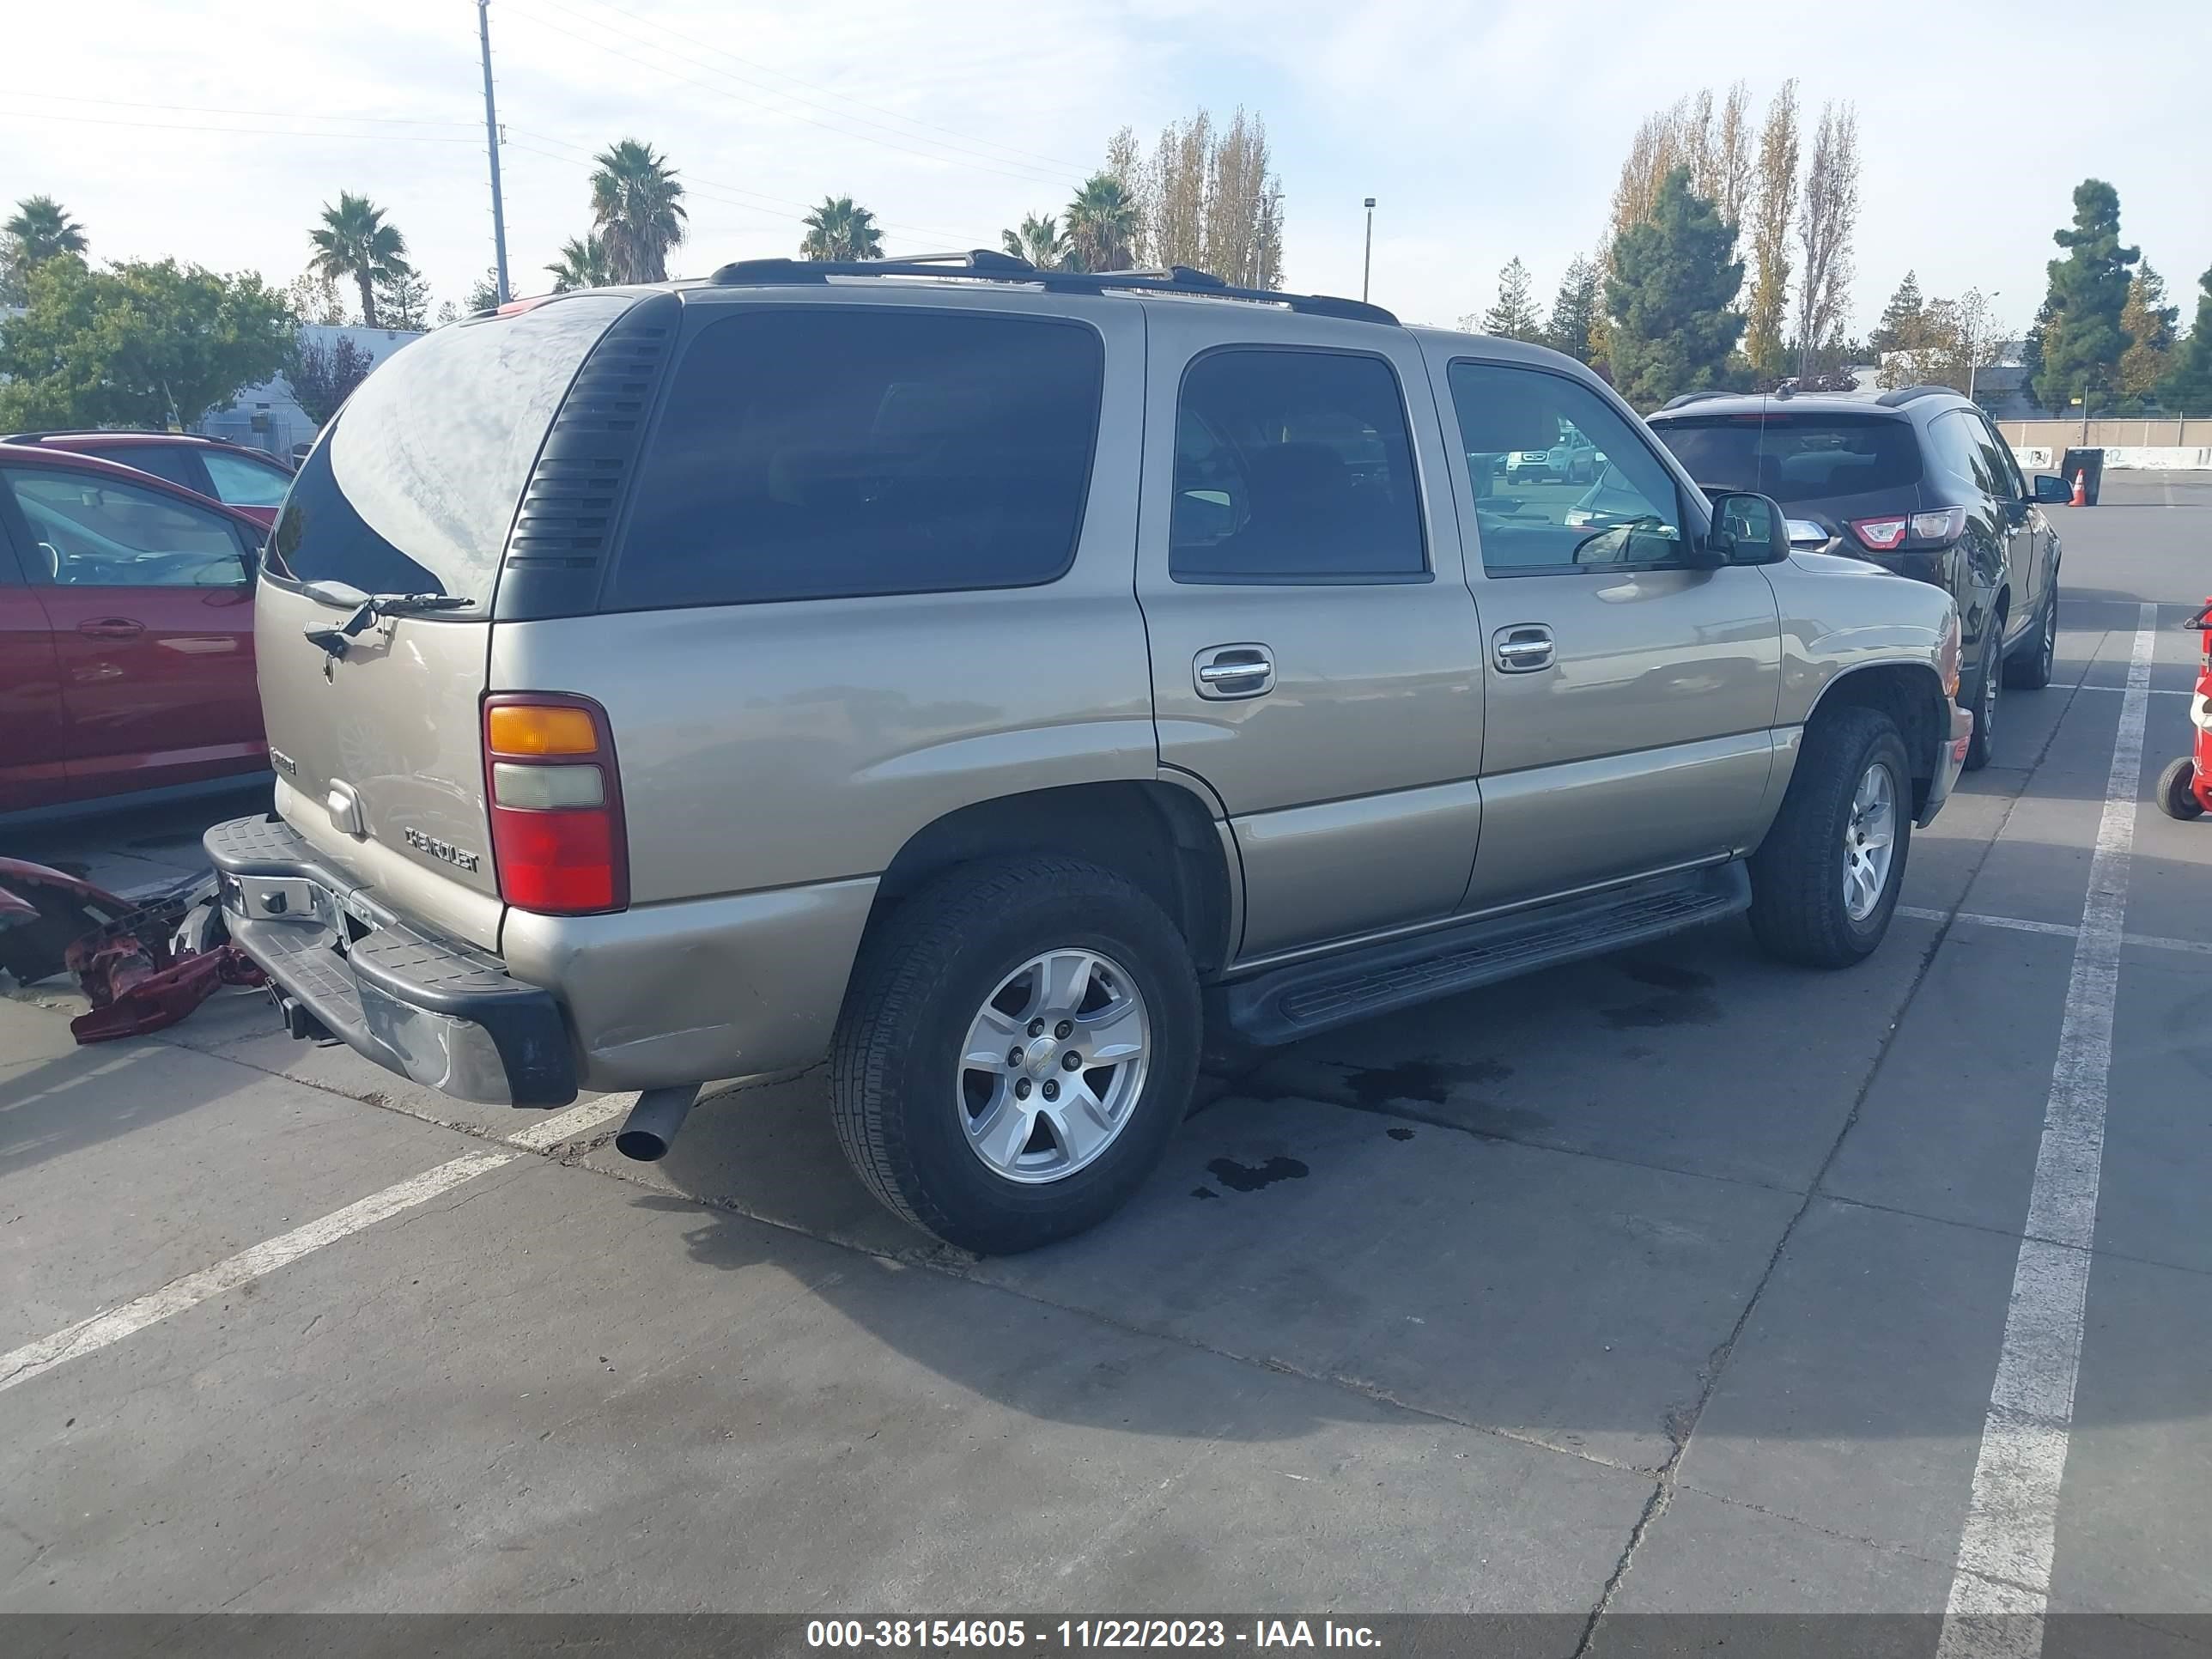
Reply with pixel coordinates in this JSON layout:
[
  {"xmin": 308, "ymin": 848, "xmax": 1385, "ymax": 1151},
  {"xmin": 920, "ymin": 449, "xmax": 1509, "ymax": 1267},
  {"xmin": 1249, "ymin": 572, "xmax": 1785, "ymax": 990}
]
[
  {"xmin": 1967, "ymin": 290, "xmax": 2000, "ymax": 403},
  {"xmin": 477, "ymin": 0, "xmax": 512, "ymax": 307},
  {"xmin": 1362, "ymin": 198, "xmax": 1376, "ymax": 304}
]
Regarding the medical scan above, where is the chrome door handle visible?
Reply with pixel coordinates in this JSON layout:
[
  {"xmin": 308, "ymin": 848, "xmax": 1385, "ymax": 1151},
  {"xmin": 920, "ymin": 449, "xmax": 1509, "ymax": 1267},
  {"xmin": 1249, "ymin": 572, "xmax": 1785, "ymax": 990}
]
[
  {"xmin": 1492, "ymin": 626, "xmax": 1554, "ymax": 672},
  {"xmin": 1194, "ymin": 645, "xmax": 1273, "ymax": 699}
]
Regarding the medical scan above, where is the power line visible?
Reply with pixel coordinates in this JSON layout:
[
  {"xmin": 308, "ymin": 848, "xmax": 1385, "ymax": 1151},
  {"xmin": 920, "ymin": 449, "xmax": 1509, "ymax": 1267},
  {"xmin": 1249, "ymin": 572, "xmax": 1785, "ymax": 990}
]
[
  {"xmin": 532, "ymin": 0, "xmax": 1092, "ymax": 177},
  {"xmin": 499, "ymin": 0, "xmax": 1084, "ymax": 193}
]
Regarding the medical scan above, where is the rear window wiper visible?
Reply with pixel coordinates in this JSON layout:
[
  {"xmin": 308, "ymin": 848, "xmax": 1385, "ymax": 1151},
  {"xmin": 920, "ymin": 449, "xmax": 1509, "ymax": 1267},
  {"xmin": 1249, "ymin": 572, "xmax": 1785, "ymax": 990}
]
[{"xmin": 300, "ymin": 580, "xmax": 475, "ymax": 658}]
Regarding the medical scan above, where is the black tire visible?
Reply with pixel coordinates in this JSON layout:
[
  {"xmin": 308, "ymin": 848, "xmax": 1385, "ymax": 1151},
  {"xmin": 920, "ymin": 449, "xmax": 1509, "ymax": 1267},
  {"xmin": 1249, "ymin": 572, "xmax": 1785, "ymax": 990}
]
[
  {"xmin": 1963, "ymin": 624, "xmax": 2002, "ymax": 771},
  {"xmin": 1749, "ymin": 707, "xmax": 1914, "ymax": 969},
  {"xmin": 829, "ymin": 855, "xmax": 1200, "ymax": 1255},
  {"xmin": 2005, "ymin": 586, "xmax": 2057, "ymax": 690},
  {"xmin": 2157, "ymin": 757, "xmax": 2205, "ymax": 821}
]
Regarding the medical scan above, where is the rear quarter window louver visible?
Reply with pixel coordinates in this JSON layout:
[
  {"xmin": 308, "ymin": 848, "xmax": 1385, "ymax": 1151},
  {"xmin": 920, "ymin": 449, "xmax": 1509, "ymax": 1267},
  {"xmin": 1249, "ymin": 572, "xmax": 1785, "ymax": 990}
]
[{"xmin": 493, "ymin": 291, "xmax": 680, "ymax": 620}]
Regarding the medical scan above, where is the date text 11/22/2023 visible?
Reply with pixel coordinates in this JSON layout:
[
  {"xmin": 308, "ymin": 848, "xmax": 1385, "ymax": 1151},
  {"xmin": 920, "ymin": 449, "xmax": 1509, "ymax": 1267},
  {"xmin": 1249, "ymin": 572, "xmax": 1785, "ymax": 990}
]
[{"xmin": 805, "ymin": 1620, "xmax": 1384, "ymax": 1650}]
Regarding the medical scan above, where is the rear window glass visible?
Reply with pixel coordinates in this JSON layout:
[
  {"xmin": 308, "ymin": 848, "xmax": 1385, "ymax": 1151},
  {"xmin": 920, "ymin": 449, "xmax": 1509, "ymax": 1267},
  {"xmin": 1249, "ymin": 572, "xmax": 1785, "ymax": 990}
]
[
  {"xmin": 606, "ymin": 307, "xmax": 1103, "ymax": 610},
  {"xmin": 265, "ymin": 295, "xmax": 631, "ymax": 605},
  {"xmin": 200, "ymin": 448, "xmax": 291, "ymax": 508},
  {"xmin": 1652, "ymin": 414, "xmax": 1922, "ymax": 504}
]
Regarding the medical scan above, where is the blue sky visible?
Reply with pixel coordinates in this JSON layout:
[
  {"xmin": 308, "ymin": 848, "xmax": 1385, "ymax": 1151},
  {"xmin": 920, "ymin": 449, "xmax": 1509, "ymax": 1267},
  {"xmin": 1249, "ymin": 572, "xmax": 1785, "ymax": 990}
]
[{"xmin": 9, "ymin": 0, "xmax": 2209, "ymax": 342}]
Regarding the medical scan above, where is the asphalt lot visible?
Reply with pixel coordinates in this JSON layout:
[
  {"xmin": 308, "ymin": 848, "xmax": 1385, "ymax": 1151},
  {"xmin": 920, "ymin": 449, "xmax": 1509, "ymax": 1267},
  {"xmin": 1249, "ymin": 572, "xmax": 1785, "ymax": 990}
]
[{"xmin": 3, "ymin": 473, "xmax": 2209, "ymax": 1640}]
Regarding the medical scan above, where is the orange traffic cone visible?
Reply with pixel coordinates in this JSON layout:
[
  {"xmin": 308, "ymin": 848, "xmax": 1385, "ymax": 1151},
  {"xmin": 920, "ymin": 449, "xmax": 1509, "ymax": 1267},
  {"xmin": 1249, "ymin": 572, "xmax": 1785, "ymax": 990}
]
[{"xmin": 2069, "ymin": 470, "xmax": 2087, "ymax": 507}]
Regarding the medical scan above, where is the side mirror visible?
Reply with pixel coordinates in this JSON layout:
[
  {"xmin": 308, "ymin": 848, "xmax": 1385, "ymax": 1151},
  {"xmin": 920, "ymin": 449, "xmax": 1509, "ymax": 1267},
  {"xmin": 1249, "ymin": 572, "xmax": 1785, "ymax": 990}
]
[
  {"xmin": 1705, "ymin": 491, "xmax": 1790, "ymax": 564},
  {"xmin": 2031, "ymin": 474, "xmax": 2071, "ymax": 505}
]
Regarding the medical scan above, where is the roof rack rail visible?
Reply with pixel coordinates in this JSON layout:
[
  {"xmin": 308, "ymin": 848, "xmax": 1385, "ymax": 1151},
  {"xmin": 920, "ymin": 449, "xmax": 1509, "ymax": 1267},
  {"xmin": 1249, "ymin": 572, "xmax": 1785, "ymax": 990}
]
[
  {"xmin": 1657, "ymin": 390, "xmax": 1737, "ymax": 411},
  {"xmin": 1875, "ymin": 384, "xmax": 1956, "ymax": 408},
  {"xmin": 706, "ymin": 250, "xmax": 1398, "ymax": 325}
]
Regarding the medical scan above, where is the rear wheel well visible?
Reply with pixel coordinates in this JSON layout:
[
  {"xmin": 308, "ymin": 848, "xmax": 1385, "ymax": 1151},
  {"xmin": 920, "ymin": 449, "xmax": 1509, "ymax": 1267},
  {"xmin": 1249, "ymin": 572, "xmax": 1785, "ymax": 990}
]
[
  {"xmin": 868, "ymin": 782, "xmax": 1233, "ymax": 977},
  {"xmin": 1806, "ymin": 665, "xmax": 1946, "ymax": 816}
]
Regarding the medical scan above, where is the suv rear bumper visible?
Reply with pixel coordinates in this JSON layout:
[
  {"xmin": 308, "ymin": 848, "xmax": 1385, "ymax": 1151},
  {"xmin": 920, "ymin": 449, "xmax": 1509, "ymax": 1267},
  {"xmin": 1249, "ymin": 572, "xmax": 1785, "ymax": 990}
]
[{"xmin": 204, "ymin": 815, "xmax": 578, "ymax": 1106}]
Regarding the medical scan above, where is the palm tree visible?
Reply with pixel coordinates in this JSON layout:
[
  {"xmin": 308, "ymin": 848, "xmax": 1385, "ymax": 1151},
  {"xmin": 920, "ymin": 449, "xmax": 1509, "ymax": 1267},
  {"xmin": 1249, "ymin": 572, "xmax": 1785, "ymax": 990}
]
[
  {"xmin": 799, "ymin": 197, "xmax": 884, "ymax": 262},
  {"xmin": 590, "ymin": 139, "xmax": 687, "ymax": 283},
  {"xmin": 1064, "ymin": 174, "xmax": 1139, "ymax": 274},
  {"xmin": 545, "ymin": 234, "xmax": 616, "ymax": 293},
  {"xmin": 1000, "ymin": 213, "xmax": 1069, "ymax": 270},
  {"xmin": 6, "ymin": 195, "xmax": 88, "ymax": 264},
  {"xmin": 307, "ymin": 192, "xmax": 412, "ymax": 328}
]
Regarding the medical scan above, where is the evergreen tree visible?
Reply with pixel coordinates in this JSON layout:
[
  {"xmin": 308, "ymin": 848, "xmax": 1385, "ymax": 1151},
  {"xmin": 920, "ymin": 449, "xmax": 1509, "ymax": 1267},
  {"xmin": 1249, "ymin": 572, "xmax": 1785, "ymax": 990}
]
[
  {"xmin": 2033, "ymin": 179, "xmax": 2139, "ymax": 414},
  {"xmin": 2157, "ymin": 267, "xmax": 2212, "ymax": 414},
  {"xmin": 1604, "ymin": 167, "xmax": 1746, "ymax": 408},
  {"xmin": 1871, "ymin": 270, "xmax": 1925, "ymax": 353},
  {"xmin": 1480, "ymin": 256, "xmax": 1544, "ymax": 341},
  {"xmin": 1544, "ymin": 256, "xmax": 1600, "ymax": 362}
]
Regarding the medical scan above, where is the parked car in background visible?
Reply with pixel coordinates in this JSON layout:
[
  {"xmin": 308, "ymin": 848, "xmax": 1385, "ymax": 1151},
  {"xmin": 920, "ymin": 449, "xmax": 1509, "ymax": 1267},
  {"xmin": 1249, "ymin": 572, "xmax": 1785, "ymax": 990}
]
[
  {"xmin": 1504, "ymin": 424, "xmax": 1601, "ymax": 483},
  {"xmin": 206, "ymin": 265, "xmax": 1968, "ymax": 1255},
  {"xmin": 0, "ymin": 445, "xmax": 269, "ymax": 817},
  {"xmin": 1647, "ymin": 386, "xmax": 2066, "ymax": 771},
  {"xmin": 2, "ymin": 431, "xmax": 294, "ymax": 527}
]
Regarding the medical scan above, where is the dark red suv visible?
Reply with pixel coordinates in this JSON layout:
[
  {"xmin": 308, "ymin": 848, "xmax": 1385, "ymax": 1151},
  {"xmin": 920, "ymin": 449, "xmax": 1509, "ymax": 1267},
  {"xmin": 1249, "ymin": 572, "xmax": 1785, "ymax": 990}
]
[
  {"xmin": 1, "ymin": 446, "xmax": 271, "ymax": 817},
  {"xmin": 3, "ymin": 431, "xmax": 295, "ymax": 526}
]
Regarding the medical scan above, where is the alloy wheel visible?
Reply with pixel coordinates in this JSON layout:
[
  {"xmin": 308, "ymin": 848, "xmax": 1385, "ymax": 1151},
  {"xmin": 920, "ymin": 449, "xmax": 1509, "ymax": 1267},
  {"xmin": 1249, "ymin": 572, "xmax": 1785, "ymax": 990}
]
[
  {"xmin": 957, "ymin": 948, "xmax": 1152, "ymax": 1183},
  {"xmin": 1842, "ymin": 762, "xmax": 1898, "ymax": 922}
]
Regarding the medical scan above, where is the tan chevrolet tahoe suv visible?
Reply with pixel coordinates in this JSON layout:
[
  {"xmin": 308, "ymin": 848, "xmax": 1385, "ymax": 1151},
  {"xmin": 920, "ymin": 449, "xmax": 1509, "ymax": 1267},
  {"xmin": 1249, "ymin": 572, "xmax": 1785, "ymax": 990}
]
[{"xmin": 208, "ymin": 253, "xmax": 1971, "ymax": 1253}]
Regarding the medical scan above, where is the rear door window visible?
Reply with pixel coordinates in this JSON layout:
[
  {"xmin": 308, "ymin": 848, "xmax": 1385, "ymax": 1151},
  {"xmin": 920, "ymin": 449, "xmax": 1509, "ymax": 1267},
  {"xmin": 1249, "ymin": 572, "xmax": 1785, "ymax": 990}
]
[
  {"xmin": 1653, "ymin": 414, "xmax": 1923, "ymax": 503},
  {"xmin": 1170, "ymin": 348, "xmax": 1426, "ymax": 583},
  {"xmin": 266, "ymin": 294, "xmax": 633, "ymax": 605},
  {"xmin": 1925, "ymin": 411, "xmax": 1995, "ymax": 499},
  {"xmin": 606, "ymin": 307, "xmax": 1104, "ymax": 610}
]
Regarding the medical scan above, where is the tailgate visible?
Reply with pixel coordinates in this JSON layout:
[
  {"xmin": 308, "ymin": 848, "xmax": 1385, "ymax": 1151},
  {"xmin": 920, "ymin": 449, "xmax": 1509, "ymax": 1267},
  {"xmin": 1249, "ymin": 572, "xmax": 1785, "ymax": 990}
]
[{"xmin": 257, "ymin": 291, "xmax": 639, "ymax": 950}]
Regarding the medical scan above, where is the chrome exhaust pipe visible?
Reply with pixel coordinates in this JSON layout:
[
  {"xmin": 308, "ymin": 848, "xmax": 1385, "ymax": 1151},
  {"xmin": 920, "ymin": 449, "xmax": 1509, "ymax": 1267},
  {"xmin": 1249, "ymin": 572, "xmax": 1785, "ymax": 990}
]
[{"xmin": 615, "ymin": 1085, "xmax": 702, "ymax": 1162}]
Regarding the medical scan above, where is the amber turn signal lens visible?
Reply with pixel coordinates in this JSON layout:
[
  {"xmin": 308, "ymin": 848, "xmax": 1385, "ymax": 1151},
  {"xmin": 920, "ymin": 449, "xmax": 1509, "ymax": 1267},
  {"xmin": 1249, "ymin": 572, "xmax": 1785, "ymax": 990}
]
[{"xmin": 486, "ymin": 704, "xmax": 598, "ymax": 756}]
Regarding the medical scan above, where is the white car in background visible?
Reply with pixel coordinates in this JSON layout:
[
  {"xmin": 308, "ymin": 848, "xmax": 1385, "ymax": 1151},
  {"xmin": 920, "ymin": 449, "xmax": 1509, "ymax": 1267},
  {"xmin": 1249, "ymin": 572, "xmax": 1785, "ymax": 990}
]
[{"xmin": 1504, "ymin": 427, "xmax": 1601, "ymax": 483}]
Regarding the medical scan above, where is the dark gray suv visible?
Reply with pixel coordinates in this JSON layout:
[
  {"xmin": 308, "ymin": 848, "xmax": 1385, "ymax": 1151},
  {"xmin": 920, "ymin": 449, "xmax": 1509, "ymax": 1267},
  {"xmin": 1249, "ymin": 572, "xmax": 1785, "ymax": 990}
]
[{"xmin": 1649, "ymin": 386, "xmax": 2068, "ymax": 771}]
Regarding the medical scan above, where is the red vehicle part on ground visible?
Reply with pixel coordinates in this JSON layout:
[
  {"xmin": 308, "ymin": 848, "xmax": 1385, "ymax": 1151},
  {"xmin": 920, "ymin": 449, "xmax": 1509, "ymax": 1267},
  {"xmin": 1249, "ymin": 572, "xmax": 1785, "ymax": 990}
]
[
  {"xmin": 0, "ymin": 445, "xmax": 271, "ymax": 816},
  {"xmin": 0, "ymin": 857, "xmax": 262, "ymax": 1042},
  {"xmin": 2154, "ymin": 600, "xmax": 2212, "ymax": 820}
]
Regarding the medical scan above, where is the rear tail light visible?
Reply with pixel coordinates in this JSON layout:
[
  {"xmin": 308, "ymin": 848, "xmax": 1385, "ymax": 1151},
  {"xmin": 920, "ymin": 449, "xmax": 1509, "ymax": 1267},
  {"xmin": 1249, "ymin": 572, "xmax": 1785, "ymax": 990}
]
[
  {"xmin": 1910, "ymin": 507, "xmax": 1967, "ymax": 544},
  {"xmin": 482, "ymin": 695, "xmax": 627, "ymax": 914},
  {"xmin": 1850, "ymin": 515, "xmax": 1909, "ymax": 551}
]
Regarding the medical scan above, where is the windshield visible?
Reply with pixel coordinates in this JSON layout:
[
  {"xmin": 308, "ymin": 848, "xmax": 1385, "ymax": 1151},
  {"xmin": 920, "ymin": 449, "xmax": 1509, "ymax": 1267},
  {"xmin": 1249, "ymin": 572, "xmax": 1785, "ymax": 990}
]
[
  {"xmin": 266, "ymin": 295, "xmax": 631, "ymax": 605},
  {"xmin": 1652, "ymin": 413, "xmax": 1922, "ymax": 504}
]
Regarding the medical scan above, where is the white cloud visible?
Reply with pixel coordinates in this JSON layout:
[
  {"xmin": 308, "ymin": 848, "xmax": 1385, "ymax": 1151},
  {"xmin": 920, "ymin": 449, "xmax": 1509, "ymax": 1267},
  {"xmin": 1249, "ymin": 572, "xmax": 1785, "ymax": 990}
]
[{"xmin": 5, "ymin": 0, "xmax": 2206, "ymax": 337}]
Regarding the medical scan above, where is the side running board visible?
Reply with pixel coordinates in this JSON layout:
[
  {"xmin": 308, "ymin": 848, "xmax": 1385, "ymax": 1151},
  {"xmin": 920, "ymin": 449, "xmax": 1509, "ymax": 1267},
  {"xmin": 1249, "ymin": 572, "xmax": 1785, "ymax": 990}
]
[{"xmin": 1215, "ymin": 862, "xmax": 1751, "ymax": 1047}]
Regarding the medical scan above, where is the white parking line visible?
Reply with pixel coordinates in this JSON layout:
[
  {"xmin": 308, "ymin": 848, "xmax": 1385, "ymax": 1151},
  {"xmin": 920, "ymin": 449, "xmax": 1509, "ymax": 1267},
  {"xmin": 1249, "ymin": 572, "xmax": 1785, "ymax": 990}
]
[
  {"xmin": 1897, "ymin": 907, "xmax": 2212, "ymax": 959},
  {"xmin": 0, "ymin": 1092, "xmax": 640, "ymax": 1396},
  {"xmin": 0, "ymin": 1148, "xmax": 516, "ymax": 1395},
  {"xmin": 1935, "ymin": 604, "xmax": 2156, "ymax": 1658}
]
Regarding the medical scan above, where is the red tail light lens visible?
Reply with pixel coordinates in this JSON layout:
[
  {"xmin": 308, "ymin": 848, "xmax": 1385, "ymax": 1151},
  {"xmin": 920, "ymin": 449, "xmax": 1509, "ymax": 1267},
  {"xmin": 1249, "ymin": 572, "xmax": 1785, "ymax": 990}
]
[
  {"xmin": 482, "ymin": 694, "xmax": 628, "ymax": 915},
  {"xmin": 1850, "ymin": 515, "xmax": 1910, "ymax": 551}
]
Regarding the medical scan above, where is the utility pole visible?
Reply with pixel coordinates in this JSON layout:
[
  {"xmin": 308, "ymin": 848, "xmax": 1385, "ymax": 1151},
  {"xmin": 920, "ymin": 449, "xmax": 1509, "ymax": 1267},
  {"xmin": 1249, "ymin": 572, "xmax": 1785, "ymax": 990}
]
[
  {"xmin": 477, "ymin": 0, "xmax": 512, "ymax": 307},
  {"xmin": 1361, "ymin": 198, "xmax": 1376, "ymax": 304}
]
